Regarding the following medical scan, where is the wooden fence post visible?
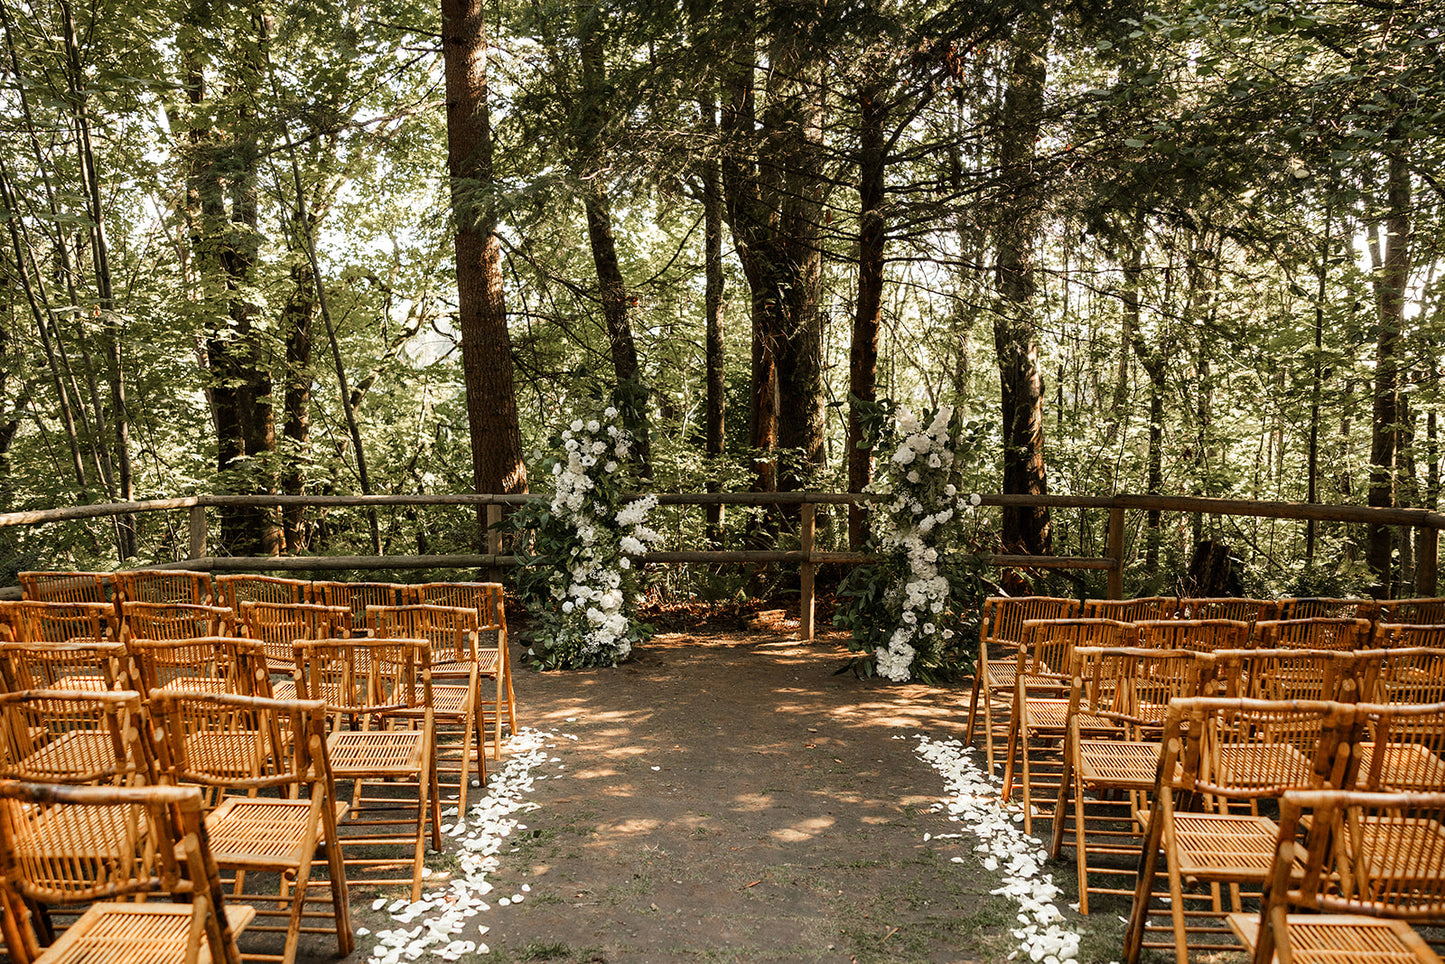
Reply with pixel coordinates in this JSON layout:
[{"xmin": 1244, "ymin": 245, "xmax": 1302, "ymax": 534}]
[
  {"xmin": 1418, "ymin": 526, "xmax": 1439, "ymax": 596},
  {"xmin": 800, "ymin": 502, "xmax": 815, "ymax": 640},
  {"xmin": 188, "ymin": 504, "xmax": 207, "ymax": 560},
  {"xmin": 1107, "ymin": 506, "xmax": 1125, "ymax": 599}
]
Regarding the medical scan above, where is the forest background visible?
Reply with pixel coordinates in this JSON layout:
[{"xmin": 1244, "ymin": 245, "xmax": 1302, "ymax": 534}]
[{"xmin": 0, "ymin": 0, "xmax": 1441, "ymax": 602}]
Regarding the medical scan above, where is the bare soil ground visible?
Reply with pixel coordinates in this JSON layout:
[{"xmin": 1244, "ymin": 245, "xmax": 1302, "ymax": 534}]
[{"xmin": 337, "ymin": 611, "xmax": 1134, "ymax": 964}]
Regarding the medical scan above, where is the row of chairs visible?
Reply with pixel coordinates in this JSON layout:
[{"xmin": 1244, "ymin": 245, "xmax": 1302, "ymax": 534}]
[{"xmin": 1072, "ymin": 594, "xmax": 1445, "ymax": 624}]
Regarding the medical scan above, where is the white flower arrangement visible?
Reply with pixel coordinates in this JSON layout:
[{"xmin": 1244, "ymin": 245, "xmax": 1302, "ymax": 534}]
[
  {"xmin": 836, "ymin": 403, "xmax": 985, "ymax": 683},
  {"xmin": 523, "ymin": 406, "xmax": 662, "ymax": 669}
]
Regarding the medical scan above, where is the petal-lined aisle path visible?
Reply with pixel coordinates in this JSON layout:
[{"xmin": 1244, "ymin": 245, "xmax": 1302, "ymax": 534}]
[{"xmin": 344, "ymin": 621, "xmax": 1109, "ymax": 964}]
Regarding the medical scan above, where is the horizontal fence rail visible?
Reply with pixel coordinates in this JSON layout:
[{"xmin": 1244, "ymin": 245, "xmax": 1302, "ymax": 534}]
[{"xmin": 1, "ymin": 492, "xmax": 1439, "ymax": 637}]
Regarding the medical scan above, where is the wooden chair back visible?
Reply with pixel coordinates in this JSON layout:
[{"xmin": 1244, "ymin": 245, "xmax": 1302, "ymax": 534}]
[
  {"xmin": 0, "ymin": 640, "xmax": 132, "ymax": 692},
  {"xmin": 1278, "ymin": 597, "xmax": 1376, "ymax": 620},
  {"xmin": 314, "ymin": 581, "xmax": 412, "ymax": 628},
  {"xmin": 1210, "ymin": 648, "xmax": 1363, "ymax": 703},
  {"xmin": 366, "ymin": 603, "xmax": 479, "ymax": 668},
  {"xmin": 127, "ymin": 636, "xmax": 271, "ymax": 698},
  {"xmin": 1063, "ymin": 646, "xmax": 1205, "ymax": 737},
  {"xmin": 1373, "ymin": 598, "xmax": 1445, "ymax": 626},
  {"xmin": 239, "ymin": 601, "xmax": 351, "ymax": 671},
  {"xmin": 214, "ymin": 574, "xmax": 312, "ymax": 612},
  {"xmin": 980, "ymin": 596, "xmax": 1081, "ymax": 649},
  {"xmin": 292, "ymin": 637, "xmax": 432, "ymax": 719},
  {"xmin": 1253, "ymin": 617, "xmax": 1374, "ymax": 652},
  {"xmin": 112, "ymin": 569, "xmax": 213, "ymax": 606},
  {"xmin": 0, "ymin": 779, "xmax": 245, "ymax": 964},
  {"xmin": 1133, "ymin": 618, "xmax": 1251, "ymax": 653},
  {"xmin": 17, "ymin": 571, "xmax": 112, "ymax": 604},
  {"xmin": 1080, "ymin": 596, "xmax": 1177, "ymax": 621},
  {"xmin": 0, "ymin": 688, "xmax": 149, "ymax": 785},
  {"xmin": 1356, "ymin": 646, "xmax": 1445, "ymax": 704},
  {"xmin": 1172, "ymin": 597, "xmax": 1281, "ymax": 624},
  {"xmin": 8, "ymin": 600, "xmax": 119, "ymax": 644},
  {"xmin": 1353, "ymin": 701, "xmax": 1445, "ymax": 792},
  {"xmin": 121, "ymin": 601, "xmax": 235, "ymax": 642}
]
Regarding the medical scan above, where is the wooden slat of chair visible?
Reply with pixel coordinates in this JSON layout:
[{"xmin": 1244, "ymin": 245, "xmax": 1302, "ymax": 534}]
[
  {"xmin": 1080, "ymin": 596, "xmax": 1178, "ymax": 622},
  {"xmin": 112, "ymin": 570, "xmax": 214, "ymax": 606},
  {"xmin": 146, "ymin": 690, "xmax": 352, "ymax": 964},
  {"xmin": 1133, "ymin": 618, "xmax": 1252, "ymax": 653},
  {"xmin": 1122, "ymin": 697, "xmax": 1360, "ymax": 964},
  {"xmin": 0, "ymin": 779, "xmax": 251, "ymax": 964},
  {"xmin": 9, "ymin": 601, "xmax": 120, "ymax": 645},
  {"xmin": 366, "ymin": 603, "xmax": 487, "ymax": 808},
  {"xmin": 214, "ymin": 574, "xmax": 313, "ymax": 613},
  {"xmin": 414, "ymin": 582, "xmax": 517, "ymax": 752},
  {"xmin": 1253, "ymin": 617, "xmax": 1376, "ymax": 652},
  {"xmin": 1228, "ymin": 788, "xmax": 1445, "ymax": 964},
  {"xmin": 126, "ymin": 637, "xmax": 272, "ymax": 699},
  {"xmin": 120, "ymin": 601, "xmax": 235, "ymax": 643},
  {"xmin": 1172, "ymin": 598, "xmax": 1282, "ymax": 625},
  {"xmin": 963, "ymin": 596, "xmax": 1081, "ymax": 774},
  {"xmin": 0, "ymin": 689, "xmax": 150, "ymax": 785},
  {"xmin": 1047, "ymin": 646, "xmax": 1205, "ymax": 914},
  {"xmin": 17, "ymin": 572, "xmax": 112, "ymax": 605},
  {"xmin": 292, "ymin": 637, "xmax": 439, "ymax": 901},
  {"xmin": 0, "ymin": 640, "xmax": 132, "ymax": 692}
]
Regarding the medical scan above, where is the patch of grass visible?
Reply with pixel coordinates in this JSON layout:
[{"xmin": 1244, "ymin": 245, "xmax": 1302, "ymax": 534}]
[{"xmin": 519, "ymin": 940, "xmax": 571, "ymax": 961}]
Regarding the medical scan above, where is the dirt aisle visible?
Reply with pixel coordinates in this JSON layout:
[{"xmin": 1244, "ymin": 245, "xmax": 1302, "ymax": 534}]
[{"xmin": 441, "ymin": 624, "xmax": 1008, "ymax": 963}]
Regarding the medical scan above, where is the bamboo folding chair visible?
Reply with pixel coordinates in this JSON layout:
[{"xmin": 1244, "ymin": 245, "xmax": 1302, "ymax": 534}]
[
  {"xmin": 1123, "ymin": 697, "xmax": 1359, "ymax": 964},
  {"xmin": 1172, "ymin": 598, "xmax": 1282, "ymax": 625},
  {"xmin": 313, "ymin": 581, "xmax": 410, "ymax": 630},
  {"xmin": 239, "ymin": 601, "xmax": 352, "ymax": 677},
  {"xmin": 7, "ymin": 601, "xmax": 120, "ymax": 645},
  {"xmin": 127, "ymin": 637, "xmax": 272, "ymax": 698},
  {"xmin": 1353, "ymin": 702, "xmax": 1445, "ymax": 793},
  {"xmin": 414, "ymin": 582, "xmax": 516, "ymax": 749},
  {"xmin": 1210, "ymin": 648, "xmax": 1363, "ymax": 703},
  {"xmin": 17, "ymin": 571, "xmax": 112, "ymax": 605},
  {"xmin": 1047, "ymin": 646, "xmax": 1206, "ymax": 913},
  {"xmin": 1254, "ymin": 617, "xmax": 1376, "ymax": 652},
  {"xmin": 292, "ymin": 637, "xmax": 440, "ymax": 900},
  {"xmin": 1278, "ymin": 598, "xmax": 1377, "ymax": 620},
  {"xmin": 214, "ymin": 574, "xmax": 312, "ymax": 613},
  {"xmin": 1081, "ymin": 596, "xmax": 1178, "ymax": 621},
  {"xmin": 112, "ymin": 569, "xmax": 214, "ymax": 606},
  {"xmin": 0, "ymin": 779, "xmax": 251, "ymax": 964},
  {"xmin": 999, "ymin": 618, "xmax": 1130, "ymax": 829},
  {"xmin": 1133, "ymin": 618, "xmax": 1252, "ymax": 653},
  {"xmin": 120, "ymin": 601, "xmax": 235, "ymax": 643},
  {"xmin": 1228, "ymin": 789, "xmax": 1445, "ymax": 964},
  {"xmin": 146, "ymin": 690, "xmax": 352, "ymax": 964},
  {"xmin": 1357, "ymin": 645, "xmax": 1445, "ymax": 705},
  {"xmin": 0, "ymin": 688, "xmax": 149, "ymax": 785},
  {"xmin": 0, "ymin": 640, "xmax": 132, "ymax": 692},
  {"xmin": 1375, "ymin": 599, "xmax": 1445, "ymax": 626},
  {"xmin": 366, "ymin": 603, "xmax": 487, "ymax": 809},
  {"xmin": 964, "ymin": 596, "xmax": 1081, "ymax": 773}
]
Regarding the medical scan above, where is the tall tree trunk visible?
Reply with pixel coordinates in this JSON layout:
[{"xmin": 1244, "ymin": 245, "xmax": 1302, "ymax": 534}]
[
  {"xmin": 992, "ymin": 12, "xmax": 1051, "ymax": 555},
  {"xmin": 1366, "ymin": 150, "xmax": 1410, "ymax": 595},
  {"xmin": 848, "ymin": 84, "xmax": 885, "ymax": 549},
  {"xmin": 443, "ymin": 0, "xmax": 528, "ymax": 508},
  {"xmin": 700, "ymin": 94, "xmax": 726, "ymax": 546},
  {"xmin": 281, "ymin": 256, "xmax": 316, "ymax": 552}
]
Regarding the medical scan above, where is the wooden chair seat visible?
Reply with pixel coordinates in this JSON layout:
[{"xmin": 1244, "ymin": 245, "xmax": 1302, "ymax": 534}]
[
  {"xmin": 1217, "ymin": 742, "xmax": 1315, "ymax": 789},
  {"xmin": 1355, "ymin": 742, "xmax": 1445, "ymax": 791},
  {"xmin": 33, "ymin": 903, "xmax": 256, "ymax": 964},
  {"xmin": 13, "ymin": 731, "xmax": 130, "ymax": 780},
  {"xmin": 204, "ymin": 797, "xmax": 349, "ymax": 869},
  {"xmin": 1227, "ymin": 913, "xmax": 1441, "ymax": 964},
  {"xmin": 1075, "ymin": 740, "xmax": 1162, "ymax": 790},
  {"xmin": 1349, "ymin": 814, "xmax": 1445, "ymax": 888},
  {"xmin": 1167, "ymin": 812, "xmax": 1285, "ymax": 880},
  {"xmin": 326, "ymin": 729, "xmax": 427, "ymax": 776}
]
